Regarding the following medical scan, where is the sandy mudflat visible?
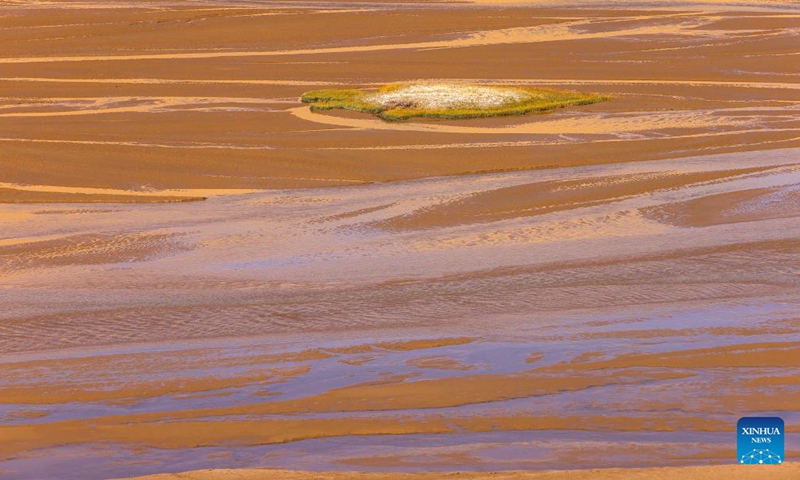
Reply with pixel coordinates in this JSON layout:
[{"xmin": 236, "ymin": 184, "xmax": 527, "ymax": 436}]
[
  {"xmin": 119, "ymin": 464, "xmax": 800, "ymax": 480},
  {"xmin": 1, "ymin": 0, "xmax": 798, "ymax": 479},
  {"xmin": 2, "ymin": 1, "xmax": 800, "ymax": 200}
]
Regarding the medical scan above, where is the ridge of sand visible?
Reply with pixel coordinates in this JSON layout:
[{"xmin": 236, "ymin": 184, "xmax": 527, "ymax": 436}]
[{"xmin": 117, "ymin": 464, "xmax": 800, "ymax": 480}]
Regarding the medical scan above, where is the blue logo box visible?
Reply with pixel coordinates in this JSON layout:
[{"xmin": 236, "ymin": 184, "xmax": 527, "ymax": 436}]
[{"xmin": 737, "ymin": 417, "xmax": 784, "ymax": 465}]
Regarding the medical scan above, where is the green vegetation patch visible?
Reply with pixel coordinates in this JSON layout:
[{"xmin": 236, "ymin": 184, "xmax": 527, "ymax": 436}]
[{"xmin": 301, "ymin": 83, "xmax": 609, "ymax": 121}]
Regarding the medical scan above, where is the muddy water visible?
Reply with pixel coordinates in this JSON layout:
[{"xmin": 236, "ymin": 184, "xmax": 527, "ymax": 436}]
[
  {"xmin": 1, "ymin": 1, "xmax": 799, "ymax": 479},
  {"xmin": 2, "ymin": 148, "xmax": 799, "ymax": 478}
]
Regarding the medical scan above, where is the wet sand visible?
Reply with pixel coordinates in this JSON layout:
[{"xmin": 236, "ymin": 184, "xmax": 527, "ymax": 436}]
[
  {"xmin": 120, "ymin": 463, "xmax": 800, "ymax": 480},
  {"xmin": 1, "ymin": 0, "xmax": 799, "ymax": 479}
]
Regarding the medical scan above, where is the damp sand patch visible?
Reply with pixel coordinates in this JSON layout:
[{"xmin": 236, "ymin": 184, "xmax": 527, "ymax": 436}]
[{"xmin": 301, "ymin": 83, "xmax": 609, "ymax": 121}]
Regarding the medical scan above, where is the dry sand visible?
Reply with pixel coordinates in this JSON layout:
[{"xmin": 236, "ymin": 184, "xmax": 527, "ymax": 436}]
[{"xmin": 1, "ymin": 0, "xmax": 798, "ymax": 479}]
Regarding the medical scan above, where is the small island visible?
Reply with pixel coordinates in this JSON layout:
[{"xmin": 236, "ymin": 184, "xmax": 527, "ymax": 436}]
[{"xmin": 301, "ymin": 83, "xmax": 609, "ymax": 121}]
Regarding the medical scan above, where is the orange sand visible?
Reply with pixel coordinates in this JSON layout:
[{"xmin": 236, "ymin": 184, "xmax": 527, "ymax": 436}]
[{"xmin": 1, "ymin": 0, "xmax": 798, "ymax": 478}]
